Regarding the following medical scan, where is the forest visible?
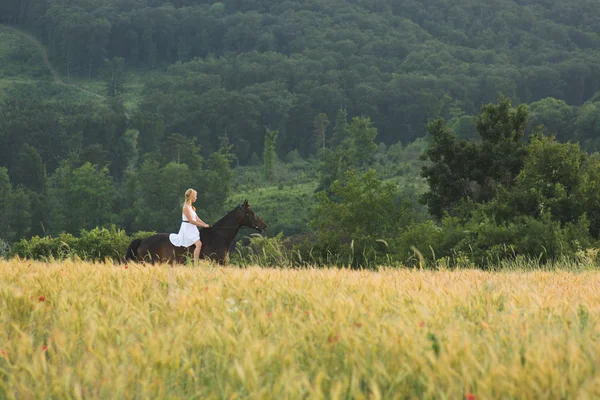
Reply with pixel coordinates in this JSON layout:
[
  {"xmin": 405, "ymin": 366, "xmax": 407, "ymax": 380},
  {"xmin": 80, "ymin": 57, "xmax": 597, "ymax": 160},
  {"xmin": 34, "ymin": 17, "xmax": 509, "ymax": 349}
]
[{"xmin": 1, "ymin": 0, "xmax": 600, "ymax": 266}]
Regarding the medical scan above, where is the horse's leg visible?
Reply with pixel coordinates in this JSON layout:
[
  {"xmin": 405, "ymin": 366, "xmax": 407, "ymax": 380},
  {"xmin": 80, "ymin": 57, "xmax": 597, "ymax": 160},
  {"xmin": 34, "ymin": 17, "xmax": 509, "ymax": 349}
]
[
  {"xmin": 192, "ymin": 240, "xmax": 202, "ymax": 264},
  {"xmin": 221, "ymin": 249, "xmax": 228, "ymax": 266},
  {"xmin": 169, "ymin": 247, "xmax": 176, "ymax": 266},
  {"xmin": 162, "ymin": 244, "xmax": 172, "ymax": 265}
]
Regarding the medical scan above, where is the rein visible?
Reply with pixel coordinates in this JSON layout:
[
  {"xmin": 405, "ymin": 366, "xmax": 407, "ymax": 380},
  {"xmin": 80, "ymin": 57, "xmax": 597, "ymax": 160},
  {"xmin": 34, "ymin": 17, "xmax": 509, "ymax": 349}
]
[{"xmin": 187, "ymin": 205, "xmax": 263, "ymax": 231}]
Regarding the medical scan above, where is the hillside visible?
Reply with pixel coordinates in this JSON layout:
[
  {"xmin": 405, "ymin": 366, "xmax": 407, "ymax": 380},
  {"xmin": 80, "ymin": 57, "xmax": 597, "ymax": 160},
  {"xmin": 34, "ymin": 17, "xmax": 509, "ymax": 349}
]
[{"xmin": 2, "ymin": 0, "xmax": 600, "ymax": 159}]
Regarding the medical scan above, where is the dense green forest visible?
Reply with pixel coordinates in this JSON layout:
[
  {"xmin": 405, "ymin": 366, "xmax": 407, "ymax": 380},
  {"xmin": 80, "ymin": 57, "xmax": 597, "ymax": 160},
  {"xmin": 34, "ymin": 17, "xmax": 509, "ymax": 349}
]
[{"xmin": 2, "ymin": 0, "xmax": 600, "ymax": 266}]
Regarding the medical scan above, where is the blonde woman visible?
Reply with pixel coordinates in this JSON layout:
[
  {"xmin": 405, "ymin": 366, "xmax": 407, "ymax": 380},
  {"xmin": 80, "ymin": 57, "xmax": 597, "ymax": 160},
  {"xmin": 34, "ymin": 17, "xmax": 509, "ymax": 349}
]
[{"xmin": 169, "ymin": 189, "xmax": 210, "ymax": 263}]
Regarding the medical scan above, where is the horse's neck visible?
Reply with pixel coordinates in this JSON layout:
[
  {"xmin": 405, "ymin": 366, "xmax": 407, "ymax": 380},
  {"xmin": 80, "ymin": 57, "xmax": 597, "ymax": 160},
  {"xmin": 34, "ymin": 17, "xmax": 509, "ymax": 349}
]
[{"xmin": 213, "ymin": 211, "xmax": 241, "ymax": 247}]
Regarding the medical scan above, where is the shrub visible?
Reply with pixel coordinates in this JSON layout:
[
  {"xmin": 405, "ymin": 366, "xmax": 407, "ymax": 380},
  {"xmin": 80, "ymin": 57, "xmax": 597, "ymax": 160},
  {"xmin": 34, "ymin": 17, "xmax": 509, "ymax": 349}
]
[
  {"xmin": 9, "ymin": 227, "xmax": 156, "ymax": 262},
  {"xmin": 75, "ymin": 226, "xmax": 133, "ymax": 262},
  {"xmin": 11, "ymin": 233, "xmax": 77, "ymax": 260}
]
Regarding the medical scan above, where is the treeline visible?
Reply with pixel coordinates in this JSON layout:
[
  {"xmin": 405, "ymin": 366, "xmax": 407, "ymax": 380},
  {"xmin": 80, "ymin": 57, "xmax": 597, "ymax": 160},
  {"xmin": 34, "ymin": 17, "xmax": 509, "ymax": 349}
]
[
  {"xmin": 10, "ymin": 98, "xmax": 600, "ymax": 268},
  {"xmin": 2, "ymin": 0, "xmax": 600, "ymax": 159},
  {"xmin": 265, "ymin": 98, "xmax": 600, "ymax": 268},
  {"xmin": 0, "ymin": 81, "xmax": 236, "ymax": 246}
]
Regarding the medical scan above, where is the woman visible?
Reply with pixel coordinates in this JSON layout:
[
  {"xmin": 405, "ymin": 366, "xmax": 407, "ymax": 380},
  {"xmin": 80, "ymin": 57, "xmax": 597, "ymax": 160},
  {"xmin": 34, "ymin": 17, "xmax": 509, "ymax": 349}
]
[{"xmin": 169, "ymin": 188, "xmax": 210, "ymax": 264}]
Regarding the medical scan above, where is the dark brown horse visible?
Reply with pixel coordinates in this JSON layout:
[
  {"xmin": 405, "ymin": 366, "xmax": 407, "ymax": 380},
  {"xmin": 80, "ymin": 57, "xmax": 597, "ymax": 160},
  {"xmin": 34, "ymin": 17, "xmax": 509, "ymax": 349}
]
[{"xmin": 125, "ymin": 200, "xmax": 266, "ymax": 265}]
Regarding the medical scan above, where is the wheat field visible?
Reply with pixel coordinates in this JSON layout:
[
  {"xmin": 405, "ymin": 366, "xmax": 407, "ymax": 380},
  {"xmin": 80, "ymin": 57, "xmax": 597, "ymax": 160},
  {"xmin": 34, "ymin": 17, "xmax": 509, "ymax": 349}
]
[{"xmin": 0, "ymin": 259, "xmax": 599, "ymax": 399}]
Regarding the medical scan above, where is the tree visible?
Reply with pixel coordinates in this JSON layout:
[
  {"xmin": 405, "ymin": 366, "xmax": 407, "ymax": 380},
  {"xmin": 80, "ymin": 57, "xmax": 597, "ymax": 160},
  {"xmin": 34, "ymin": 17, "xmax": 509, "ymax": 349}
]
[
  {"xmin": 311, "ymin": 169, "xmax": 413, "ymax": 266},
  {"xmin": 201, "ymin": 136, "xmax": 236, "ymax": 218},
  {"xmin": 313, "ymin": 113, "xmax": 330, "ymax": 150},
  {"xmin": 47, "ymin": 162, "xmax": 115, "ymax": 235},
  {"xmin": 161, "ymin": 133, "xmax": 203, "ymax": 171},
  {"xmin": 331, "ymin": 107, "xmax": 349, "ymax": 148},
  {"xmin": 132, "ymin": 158, "xmax": 192, "ymax": 232},
  {"xmin": 485, "ymin": 133, "xmax": 600, "ymax": 238},
  {"xmin": 421, "ymin": 97, "xmax": 529, "ymax": 220},
  {"xmin": 317, "ymin": 116, "xmax": 379, "ymax": 194},
  {"xmin": 104, "ymin": 57, "xmax": 126, "ymax": 99},
  {"xmin": 348, "ymin": 116, "xmax": 378, "ymax": 167},
  {"xmin": 574, "ymin": 100, "xmax": 600, "ymax": 151},
  {"xmin": 10, "ymin": 144, "xmax": 46, "ymax": 192},
  {"xmin": 0, "ymin": 168, "xmax": 32, "ymax": 243},
  {"xmin": 263, "ymin": 128, "xmax": 278, "ymax": 181},
  {"xmin": 528, "ymin": 97, "xmax": 575, "ymax": 142}
]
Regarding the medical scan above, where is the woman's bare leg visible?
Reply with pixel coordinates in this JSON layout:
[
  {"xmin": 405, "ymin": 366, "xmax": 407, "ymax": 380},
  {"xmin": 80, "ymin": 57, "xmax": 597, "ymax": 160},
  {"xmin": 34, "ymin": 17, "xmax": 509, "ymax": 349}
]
[{"xmin": 193, "ymin": 240, "xmax": 202, "ymax": 263}]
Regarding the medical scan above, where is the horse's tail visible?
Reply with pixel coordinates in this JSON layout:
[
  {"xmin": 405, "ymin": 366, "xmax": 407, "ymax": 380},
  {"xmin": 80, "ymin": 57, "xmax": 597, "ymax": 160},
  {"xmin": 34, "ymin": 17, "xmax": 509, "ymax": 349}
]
[{"xmin": 125, "ymin": 238, "xmax": 142, "ymax": 262}]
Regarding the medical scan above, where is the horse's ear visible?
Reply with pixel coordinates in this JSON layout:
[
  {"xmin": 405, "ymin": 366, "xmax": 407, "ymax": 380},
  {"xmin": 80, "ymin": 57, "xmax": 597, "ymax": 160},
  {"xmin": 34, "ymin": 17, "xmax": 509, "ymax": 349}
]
[{"xmin": 243, "ymin": 199, "xmax": 248, "ymax": 207}]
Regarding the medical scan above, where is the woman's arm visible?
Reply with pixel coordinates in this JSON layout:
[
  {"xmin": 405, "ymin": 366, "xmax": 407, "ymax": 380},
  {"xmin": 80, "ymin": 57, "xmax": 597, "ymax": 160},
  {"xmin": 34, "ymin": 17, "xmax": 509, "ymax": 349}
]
[
  {"xmin": 183, "ymin": 205, "xmax": 209, "ymax": 228},
  {"xmin": 196, "ymin": 217, "xmax": 210, "ymax": 228}
]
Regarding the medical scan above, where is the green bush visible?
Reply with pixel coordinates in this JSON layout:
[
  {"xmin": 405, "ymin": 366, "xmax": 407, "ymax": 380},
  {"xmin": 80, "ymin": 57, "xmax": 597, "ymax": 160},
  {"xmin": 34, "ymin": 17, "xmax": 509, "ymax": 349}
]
[
  {"xmin": 397, "ymin": 212, "xmax": 594, "ymax": 269},
  {"xmin": 74, "ymin": 226, "xmax": 133, "ymax": 262},
  {"xmin": 9, "ymin": 226, "xmax": 155, "ymax": 262},
  {"xmin": 11, "ymin": 233, "xmax": 77, "ymax": 260}
]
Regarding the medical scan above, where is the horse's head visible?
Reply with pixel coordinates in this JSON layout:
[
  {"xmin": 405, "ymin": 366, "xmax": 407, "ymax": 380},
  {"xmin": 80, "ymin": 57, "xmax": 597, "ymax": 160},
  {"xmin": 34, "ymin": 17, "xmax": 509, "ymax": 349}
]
[{"xmin": 237, "ymin": 199, "xmax": 267, "ymax": 233}]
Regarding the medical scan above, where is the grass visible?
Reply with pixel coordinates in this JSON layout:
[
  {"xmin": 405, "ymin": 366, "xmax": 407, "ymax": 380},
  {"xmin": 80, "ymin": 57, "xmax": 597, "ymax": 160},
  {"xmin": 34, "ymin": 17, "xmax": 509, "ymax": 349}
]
[
  {"xmin": 1, "ymin": 259, "xmax": 599, "ymax": 399},
  {"xmin": 228, "ymin": 163, "xmax": 319, "ymax": 236},
  {"xmin": 63, "ymin": 74, "xmax": 146, "ymax": 110},
  {"xmin": 227, "ymin": 160, "xmax": 429, "ymax": 238},
  {"xmin": 228, "ymin": 180, "xmax": 317, "ymax": 236}
]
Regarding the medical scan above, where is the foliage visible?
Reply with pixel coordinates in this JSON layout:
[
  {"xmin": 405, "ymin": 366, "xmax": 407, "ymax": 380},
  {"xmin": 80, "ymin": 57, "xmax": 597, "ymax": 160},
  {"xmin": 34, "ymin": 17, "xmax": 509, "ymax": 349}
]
[
  {"xmin": 263, "ymin": 128, "xmax": 278, "ymax": 181},
  {"xmin": 574, "ymin": 100, "xmax": 600, "ymax": 151},
  {"xmin": 485, "ymin": 133, "xmax": 600, "ymax": 238},
  {"xmin": 46, "ymin": 162, "xmax": 116, "ymax": 235},
  {"xmin": 420, "ymin": 97, "xmax": 529, "ymax": 220},
  {"xmin": 10, "ymin": 227, "xmax": 155, "ymax": 262},
  {"xmin": 317, "ymin": 114, "xmax": 378, "ymax": 192},
  {"xmin": 228, "ymin": 175, "xmax": 317, "ymax": 237},
  {"xmin": 391, "ymin": 211, "xmax": 593, "ymax": 268},
  {"xmin": 0, "ymin": 167, "xmax": 33, "ymax": 243},
  {"xmin": 312, "ymin": 113, "xmax": 330, "ymax": 151},
  {"xmin": 3, "ymin": 3, "xmax": 600, "ymax": 263},
  {"xmin": 528, "ymin": 97, "xmax": 576, "ymax": 141},
  {"xmin": 11, "ymin": 233, "xmax": 78, "ymax": 261},
  {"xmin": 311, "ymin": 169, "xmax": 414, "ymax": 267}
]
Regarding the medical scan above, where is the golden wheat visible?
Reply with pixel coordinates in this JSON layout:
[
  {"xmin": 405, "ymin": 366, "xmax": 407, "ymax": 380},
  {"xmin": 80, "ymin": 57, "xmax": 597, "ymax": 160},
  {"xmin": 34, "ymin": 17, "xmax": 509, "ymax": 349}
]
[{"xmin": 0, "ymin": 259, "xmax": 599, "ymax": 399}]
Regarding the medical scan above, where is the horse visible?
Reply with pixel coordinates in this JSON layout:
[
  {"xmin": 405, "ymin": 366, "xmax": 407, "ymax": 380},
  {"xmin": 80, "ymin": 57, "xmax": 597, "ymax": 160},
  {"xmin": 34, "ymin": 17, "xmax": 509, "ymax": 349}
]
[{"xmin": 125, "ymin": 200, "xmax": 266, "ymax": 265}]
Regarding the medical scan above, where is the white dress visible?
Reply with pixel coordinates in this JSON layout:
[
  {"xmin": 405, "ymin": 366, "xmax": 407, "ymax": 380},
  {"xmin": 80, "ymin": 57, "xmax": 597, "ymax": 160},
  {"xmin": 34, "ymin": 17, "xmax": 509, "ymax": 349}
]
[{"xmin": 169, "ymin": 209, "xmax": 200, "ymax": 247}]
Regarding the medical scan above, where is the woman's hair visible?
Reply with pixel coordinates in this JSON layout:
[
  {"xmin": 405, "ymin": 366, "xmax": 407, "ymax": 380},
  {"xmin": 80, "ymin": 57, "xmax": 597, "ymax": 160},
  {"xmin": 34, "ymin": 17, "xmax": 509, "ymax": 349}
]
[{"xmin": 184, "ymin": 188, "xmax": 196, "ymax": 210}]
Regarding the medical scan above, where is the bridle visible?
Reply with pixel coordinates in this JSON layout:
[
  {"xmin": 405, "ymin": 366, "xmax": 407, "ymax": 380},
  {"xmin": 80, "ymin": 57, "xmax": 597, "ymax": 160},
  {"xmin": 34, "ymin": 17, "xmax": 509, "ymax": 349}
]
[
  {"xmin": 204, "ymin": 205, "xmax": 265, "ymax": 232},
  {"xmin": 236, "ymin": 205, "xmax": 265, "ymax": 232}
]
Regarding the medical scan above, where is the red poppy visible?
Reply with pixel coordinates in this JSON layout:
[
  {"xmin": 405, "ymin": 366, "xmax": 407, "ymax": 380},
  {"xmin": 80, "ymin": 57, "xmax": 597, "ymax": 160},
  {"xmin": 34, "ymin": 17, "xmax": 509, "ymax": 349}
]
[
  {"xmin": 328, "ymin": 335, "xmax": 339, "ymax": 343},
  {"xmin": 38, "ymin": 296, "xmax": 45, "ymax": 302},
  {"xmin": 42, "ymin": 345, "xmax": 48, "ymax": 352},
  {"xmin": 465, "ymin": 393, "xmax": 476, "ymax": 400},
  {"xmin": 0, "ymin": 349, "xmax": 6, "ymax": 357},
  {"xmin": 354, "ymin": 322, "xmax": 362, "ymax": 328},
  {"xmin": 418, "ymin": 321, "xmax": 425, "ymax": 328},
  {"xmin": 303, "ymin": 311, "xmax": 310, "ymax": 316},
  {"xmin": 267, "ymin": 312, "xmax": 272, "ymax": 317},
  {"xmin": 124, "ymin": 265, "xmax": 128, "ymax": 269}
]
